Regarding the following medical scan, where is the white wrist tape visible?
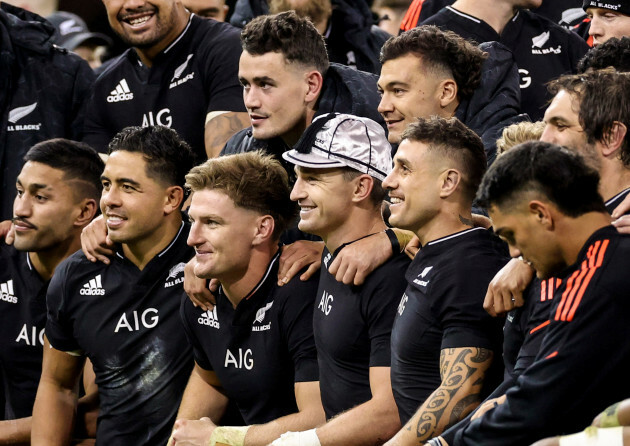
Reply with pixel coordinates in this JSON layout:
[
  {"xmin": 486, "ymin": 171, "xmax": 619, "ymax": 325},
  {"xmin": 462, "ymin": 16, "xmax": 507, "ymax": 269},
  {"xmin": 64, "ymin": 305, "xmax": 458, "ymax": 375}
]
[
  {"xmin": 270, "ymin": 428, "xmax": 321, "ymax": 446},
  {"xmin": 208, "ymin": 425, "xmax": 251, "ymax": 446},
  {"xmin": 559, "ymin": 426, "xmax": 624, "ymax": 446}
]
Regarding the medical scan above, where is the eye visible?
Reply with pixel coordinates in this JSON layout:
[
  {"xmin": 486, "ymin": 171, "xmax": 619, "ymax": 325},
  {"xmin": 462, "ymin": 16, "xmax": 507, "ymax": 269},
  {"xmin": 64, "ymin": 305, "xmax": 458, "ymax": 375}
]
[
  {"xmin": 101, "ymin": 180, "xmax": 111, "ymax": 191},
  {"xmin": 16, "ymin": 188, "xmax": 24, "ymax": 197},
  {"xmin": 393, "ymin": 88, "xmax": 406, "ymax": 95},
  {"xmin": 35, "ymin": 194, "xmax": 48, "ymax": 203},
  {"xmin": 122, "ymin": 184, "xmax": 136, "ymax": 192}
]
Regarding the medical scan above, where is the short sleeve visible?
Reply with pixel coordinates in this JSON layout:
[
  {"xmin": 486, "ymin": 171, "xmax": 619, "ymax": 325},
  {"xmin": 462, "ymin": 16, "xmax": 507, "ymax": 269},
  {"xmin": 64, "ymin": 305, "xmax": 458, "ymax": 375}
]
[
  {"xmin": 45, "ymin": 260, "xmax": 83, "ymax": 354},
  {"xmin": 179, "ymin": 294, "xmax": 214, "ymax": 371}
]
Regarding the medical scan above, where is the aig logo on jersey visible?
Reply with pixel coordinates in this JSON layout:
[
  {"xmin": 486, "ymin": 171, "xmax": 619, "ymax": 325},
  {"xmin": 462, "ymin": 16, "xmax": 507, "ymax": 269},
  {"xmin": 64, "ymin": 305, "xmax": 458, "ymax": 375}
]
[
  {"xmin": 397, "ymin": 293, "xmax": 408, "ymax": 316},
  {"xmin": 107, "ymin": 79, "xmax": 134, "ymax": 102},
  {"xmin": 0, "ymin": 280, "xmax": 18, "ymax": 304},
  {"xmin": 165, "ymin": 262, "xmax": 185, "ymax": 288},
  {"xmin": 413, "ymin": 266, "xmax": 433, "ymax": 288},
  {"xmin": 198, "ymin": 307, "xmax": 220, "ymax": 329},
  {"xmin": 531, "ymin": 31, "xmax": 562, "ymax": 55},
  {"xmin": 80, "ymin": 275, "xmax": 105, "ymax": 296},
  {"xmin": 169, "ymin": 54, "xmax": 195, "ymax": 89},
  {"xmin": 252, "ymin": 301, "xmax": 273, "ymax": 332},
  {"xmin": 318, "ymin": 290, "xmax": 333, "ymax": 315}
]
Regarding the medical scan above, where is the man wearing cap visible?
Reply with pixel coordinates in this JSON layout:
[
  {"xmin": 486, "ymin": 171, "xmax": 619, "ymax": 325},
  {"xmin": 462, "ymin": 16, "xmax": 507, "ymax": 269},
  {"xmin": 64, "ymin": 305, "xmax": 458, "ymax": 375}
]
[
  {"xmin": 271, "ymin": 114, "xmax": 409, "ymax": 446},
  {"xmin": 380, "ymin": 116, "xmax": 507, "ymax": 445},
  {"xmin": 584, "ymin": 0, "xmax": 630, "ymax": 46},
  {"xmin": 47, "ymin": 11, "xmax": 112, "ymax": 70}
]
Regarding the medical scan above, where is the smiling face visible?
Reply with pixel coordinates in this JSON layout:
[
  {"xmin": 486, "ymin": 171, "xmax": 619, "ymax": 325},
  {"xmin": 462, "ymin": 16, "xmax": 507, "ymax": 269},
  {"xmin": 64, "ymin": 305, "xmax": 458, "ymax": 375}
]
[
  {"xmin": 289, "ymin": 166, "xmax": 357, "ymax": 240},
  {"xmin": 382, "ymin": 139, "xmax": 443, "ymax": 235},
  {"xmin": 102, "ymin": 0, "xmax": 188, "ymax": 53},
  {"xmin": 587, "ymin": 7, "xmax": 630, "ymax": 46},
  {"xmin": 13, "ymin": 162, "xmax": 82, "ymax": 252},
  {"xmin": 239, "ymin": 51, "xmax": 313, "ymax": 143},
  {"xmin": 378, "ymin": 54, "xmax": 450, "ymax": 144},
  {"xmin": 187, "ymin": 188, "xmax": 263, "ymax": 280},
  {"xmin": 100, "ymin": 151, "xmax": 173, "ymax": 248}
]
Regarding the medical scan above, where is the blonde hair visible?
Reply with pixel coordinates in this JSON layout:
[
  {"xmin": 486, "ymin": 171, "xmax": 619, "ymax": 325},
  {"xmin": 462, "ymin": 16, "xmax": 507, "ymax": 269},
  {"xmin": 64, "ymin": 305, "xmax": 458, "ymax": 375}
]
[{"xmin": 496, "ymin": 121, "xmax": 545, "ymax": 155}]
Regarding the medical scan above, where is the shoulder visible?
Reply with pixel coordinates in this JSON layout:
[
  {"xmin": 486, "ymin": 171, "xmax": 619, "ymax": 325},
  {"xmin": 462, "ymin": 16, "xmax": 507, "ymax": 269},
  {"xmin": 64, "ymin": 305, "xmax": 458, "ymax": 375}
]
[
  {"xmin": 362, "ymin": 252, "xmax": 410, "ymax": 292},
  {"xmin": 221, "ymin": 128, "xmax": 256, "ymax": 155},
  {"xmin": 275, "ymin": 270, "xmax": 320, "ymax": 306},
  {"xmin": 192, "ymin": 16, "xmax": 242, "ymax": 48}
]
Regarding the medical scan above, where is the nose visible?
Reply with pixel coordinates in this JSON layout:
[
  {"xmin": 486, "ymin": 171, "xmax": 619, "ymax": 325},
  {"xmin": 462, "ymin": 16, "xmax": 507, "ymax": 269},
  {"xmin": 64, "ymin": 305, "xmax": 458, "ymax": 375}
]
[
  {"xmin": 588, "ymin": 15, "xmax": 603, "ymax": 41},
  {"xmin": 378, "ymin": 92, "xmax": 393, "ymax": 115},
  {"xmin": 382, "ymin": 169, "xmax": 396, "ymax": 191},
  {"xmin": 508, "ymin": 245, "xmax": 522, "ymax": 259},
  {"xmin": 13, "ymin": 192, "xmax": 32, "ymax": 218},
  {"xmin": 290, "ymin": 177, "xmax": 306, "ymax": 202},
  {"xmin": 539, "ymin": 124, "xmax": 556, "ymax": 144},
  {"xmin": 187, "ymin": 221, "xmax": 203, "ymax": 247},
  {"xmin": 243, "ymin": 86, "xmax": 261, "ymax": 111},
  {"xmin": 100, "ymin": 185, "xmax": 121, "ymax": 210}
]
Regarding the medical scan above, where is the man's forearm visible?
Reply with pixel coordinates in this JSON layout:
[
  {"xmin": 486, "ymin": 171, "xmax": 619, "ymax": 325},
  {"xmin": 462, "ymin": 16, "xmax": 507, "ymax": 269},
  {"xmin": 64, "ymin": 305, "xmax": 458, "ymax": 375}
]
[
  {"xmin": 176, "ymin": 367, "xmax": 228, "ymax": 422},
  {"xmin": 0, "ymin": 417, "xmax": 31, "ymax": 445},
  {"xmin": 315, "ymin": 397, "xmax": 401, "ymax": 446},
  {"xmin": 245, "ymin": 406, "xmax": 325, "ymax": 446},
  {"xmin": 31, "ymin": 380, "xmax": 78, "ymax": 445}
]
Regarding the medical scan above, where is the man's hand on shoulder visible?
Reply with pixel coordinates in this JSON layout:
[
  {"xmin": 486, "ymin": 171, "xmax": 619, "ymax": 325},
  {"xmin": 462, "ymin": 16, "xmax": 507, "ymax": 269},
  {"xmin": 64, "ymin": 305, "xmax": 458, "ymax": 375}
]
[
  {"xmin": 329, "ymin": 231, "xmax": 393, "ymax": 286},
  {"xmin": 184, "ymin": 257, "xmax": 218, "ymax": 311},
  {"xmin": 81, "ymin": 215, "xmax": 114, "ymax": 264},
  {"xmin": 277, "ymin": 241, "xmax": 324, "ymax": 286},
  {"xmin": 484, "ymin": 258, "xmax": 534, "ymax": 317},
  {"xmin": 0, "ymin": 220, "xmax": 14, "ymax": 244}
]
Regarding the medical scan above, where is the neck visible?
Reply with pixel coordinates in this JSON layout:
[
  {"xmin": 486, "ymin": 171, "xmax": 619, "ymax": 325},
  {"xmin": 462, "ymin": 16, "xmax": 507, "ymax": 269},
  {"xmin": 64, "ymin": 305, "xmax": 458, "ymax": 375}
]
[
  {"xmin": 281, "ymin": 109, "xmax": 317, "ymax": 146},
  {"xmin": 556, "ymin": 211, "xmax": 613, "ymax": 268},
  {"xmin": 122, "ymin": 214, "xmax": 182, "ymax": 270},
  {"xmin": 451, "ymin": 0, "xmax": 517, "ymax": 34},
  {"xmin": 599, "ymin": 160, "xmax": 630, "ymax": 203},
  {"xmin": 134, "ymin": 10, "xmax": 190, "ymax": 67},
  {"xmin": 415, "ymin": 204, "xmax": 474, "ymax": 246},
  {"xmin": 323, "ymin": 208, "xmax": 386, "ymax": 253},
  {"xmin": 220, "ymin": 245, "xmax": 278, "ymax": 309},
  {"xmin": 29, "ymin": 232, "xmax": 82, "ymax": 281}
]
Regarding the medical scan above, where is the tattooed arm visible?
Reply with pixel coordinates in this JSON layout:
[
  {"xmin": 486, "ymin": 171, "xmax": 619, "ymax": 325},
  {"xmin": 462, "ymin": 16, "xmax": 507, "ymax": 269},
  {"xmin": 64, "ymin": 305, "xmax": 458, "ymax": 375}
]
[
  {"xmin": 385, "ymin": 348, "xmax": 494, "ymax": 446},
  {"xmin": 204, "ymin": 111, "xmax": 251, "ymax": 158}
]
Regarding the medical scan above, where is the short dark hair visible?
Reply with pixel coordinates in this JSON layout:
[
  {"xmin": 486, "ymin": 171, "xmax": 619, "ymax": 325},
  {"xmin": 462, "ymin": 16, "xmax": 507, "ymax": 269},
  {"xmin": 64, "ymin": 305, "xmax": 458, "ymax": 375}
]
[
  {"xmin": 380, "ymin": 25, "xmax": 487, "ymax": 101},
  {"xmin": 578, "ymin": 70, "xmax": 630, "ymax": 167},
  {"xmin": 185, "ymin": 151, "xmax": 297, "ymax": 240},
  {"xmin": 578, "ymin": 37, "xmax": 630, "ymax": 73},
  {"xmin": 401, "ymin": 116, "xmax": 487, "ymax": 201},
  {"xmin": 24, "ymin": 138, "xmax": 104, "ymax": 202},
  {"xmin": 241, "ymin": 11, "xmax": 329, "ymax": 75},
  {"xmin": 108, "ymin": 126, "xmax": 195, "ymax": 189},
  {"xmin": 476, "ymin": 141, "xmax": 607, "ymax": 217}
]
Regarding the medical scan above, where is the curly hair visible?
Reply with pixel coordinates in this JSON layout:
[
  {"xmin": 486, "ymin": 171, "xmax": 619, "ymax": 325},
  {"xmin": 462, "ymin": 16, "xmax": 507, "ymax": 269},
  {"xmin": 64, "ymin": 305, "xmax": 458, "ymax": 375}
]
[
  {"xmin": 401, "ymin": 116, "xmax": 486, "ymax": 200},
  {"xmin": 496, "ymin": 121, "xmax": 545, "ymax": 155},
  {"xmin": 380, "ymin": 25, "xmax": 487, "ymax": 101},
  {"xmin": 241, "ymin": 11, "xmax": 329, "ymax": 75},
  {"xmin": 578, "ymin": 37, "xmax": 630, "ymax": 73}
]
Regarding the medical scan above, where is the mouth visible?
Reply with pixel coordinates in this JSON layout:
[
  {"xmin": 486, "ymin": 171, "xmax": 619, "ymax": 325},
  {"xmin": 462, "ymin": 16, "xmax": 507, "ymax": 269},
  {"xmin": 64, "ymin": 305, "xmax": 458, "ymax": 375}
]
[
  {"xmin": 119, "ymin": 9, "xmax": 155, "ymax": 29},
  {"xmin": 298, "ymin": 204, "xmax": 316, "ymax": 216},
  {"xmin": 11, "ymin": 217, "xmax": 36, "ymax": 231},
  {"xmin": 385, "ymin": 119, "xmax": 403, "ymax": 129},
  {"xmin": 105, "ymin": 213, "xmax": 127, "ymax": 229},
  {"xmin": 249, "ymin": 113, "xmax": 268, "ymax": 126},
  {"xmin": 389, "ymin": 196, "xmax": 404, "ymax": 205}
]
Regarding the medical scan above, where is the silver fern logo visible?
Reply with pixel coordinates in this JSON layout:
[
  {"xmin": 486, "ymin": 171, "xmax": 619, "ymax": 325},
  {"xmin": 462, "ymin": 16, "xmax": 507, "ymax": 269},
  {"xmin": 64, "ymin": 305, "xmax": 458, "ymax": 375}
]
[{"xmin": 8, "ymin": 103, "xmax": 37, "ymax": 123}]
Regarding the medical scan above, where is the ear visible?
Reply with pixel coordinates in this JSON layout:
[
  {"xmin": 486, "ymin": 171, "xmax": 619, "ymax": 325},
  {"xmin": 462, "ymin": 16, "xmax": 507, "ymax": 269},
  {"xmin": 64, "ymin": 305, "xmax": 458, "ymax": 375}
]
[
  {"xmin": 163, "ymin": 186, "xmax": 185, "ymax": 215},
  {"xmin": 305, "ymin": 70, "xmax": 324, "ymax": 103},
  {"xmin": 351, "ymin": 174, "xmax": 375, "ymax": 204},
  {"xmin": 73, "ymin": 199, "xmax": 99, "ymax": 228},
  {"xmin": 252, "ymin": 215, "xmax": 276, "ymax": 246},
  {"xmin": 601, "ymin": 121, "xmax": 627, "ymax": 157},
  {"xmin": 438, "ymin": 79, "xmax": 458, "ymax": 109},
  {"xmin": 528, "ymin": 200, "xmax": 554, "ymax": 230},
  {"xmin": 438, "ymin": 169, "xmax": 461, "ymax": 198}
]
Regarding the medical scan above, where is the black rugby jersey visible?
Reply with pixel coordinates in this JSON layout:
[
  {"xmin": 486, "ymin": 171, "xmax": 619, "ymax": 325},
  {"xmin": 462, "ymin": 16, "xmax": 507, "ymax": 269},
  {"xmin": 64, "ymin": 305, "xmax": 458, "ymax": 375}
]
[
  {"xmin": 314, "ymin": 245, "xmax": 409, "ymax": 420},
  {"xmin": 455, "ymin": 226, "xmax": 630, "ymax": 445},
  {"xmin": 421, "ymin": 7, "xmax": 589, "ymax": 120},
  {"xmin": 83, "ymin": 14, "xmax": 245, "ymax": 161},
  {"xmin": 181, "ymin": 252, "xmax": 319, "ymax": 424},
  {"xmin": 46, "ymin": 222, "xmax": 194, "ymax": 446},
  {"xmin": 0, "ymin": 245, "xmax": 47, "ymax": 419},
  {"xmin": 605, "ymin": 187, "xmax": 630, "ymax": 214},
  {"xmin": 390, "ymin": 227, "xmax": 508, "ymax": 424}
]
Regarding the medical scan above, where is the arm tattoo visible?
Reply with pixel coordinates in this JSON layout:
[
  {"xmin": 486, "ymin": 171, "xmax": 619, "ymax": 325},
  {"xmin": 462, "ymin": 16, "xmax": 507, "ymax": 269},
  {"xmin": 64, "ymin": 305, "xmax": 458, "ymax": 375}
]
[
  {"xmin": 414, "ymin": 348, "xmax": 494, "ymax": 443},
  {"xmin": 204, "ymin": 112, "xmax": 250, "ymax": 158}
]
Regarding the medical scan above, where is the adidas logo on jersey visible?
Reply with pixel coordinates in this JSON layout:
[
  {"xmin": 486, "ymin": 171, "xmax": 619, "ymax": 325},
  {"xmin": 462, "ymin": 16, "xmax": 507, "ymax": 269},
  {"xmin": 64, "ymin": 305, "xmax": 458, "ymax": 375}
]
[
  {"xmin": 198, "ymin": 307, "xmax": 220, "ymax": 329},
  {"xmin": 165, "ymin": 262, "xmax": 186, "ymax": 288},
  {"xmin": 0, "ymin": 280, "xmax": 18, "ymax": 304},
  {"xmin": 107, "ymin": 79, "xmax": 134, "ymax": 102},
  {"xmin": 80, "ymin": 275, "xmax": 105, "ymax": 296},
  {"xmin": 252, "ymin": 301, "xmax": 273, "ymax": 332}
]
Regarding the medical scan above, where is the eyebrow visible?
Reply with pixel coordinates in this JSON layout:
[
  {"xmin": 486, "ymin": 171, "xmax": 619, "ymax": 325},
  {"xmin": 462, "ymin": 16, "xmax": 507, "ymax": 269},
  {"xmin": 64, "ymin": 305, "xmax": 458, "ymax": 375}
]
[
  {"xmin": 381, "ymin": 81, "xmax": 410, "ymax": 90},
  {"xmin": 100, "ymin": 175, "xmax": 142, "ymax": 188},
  {"xmin": 17, "ymin": 178, "xmax": 49, "ymax": 192}
]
